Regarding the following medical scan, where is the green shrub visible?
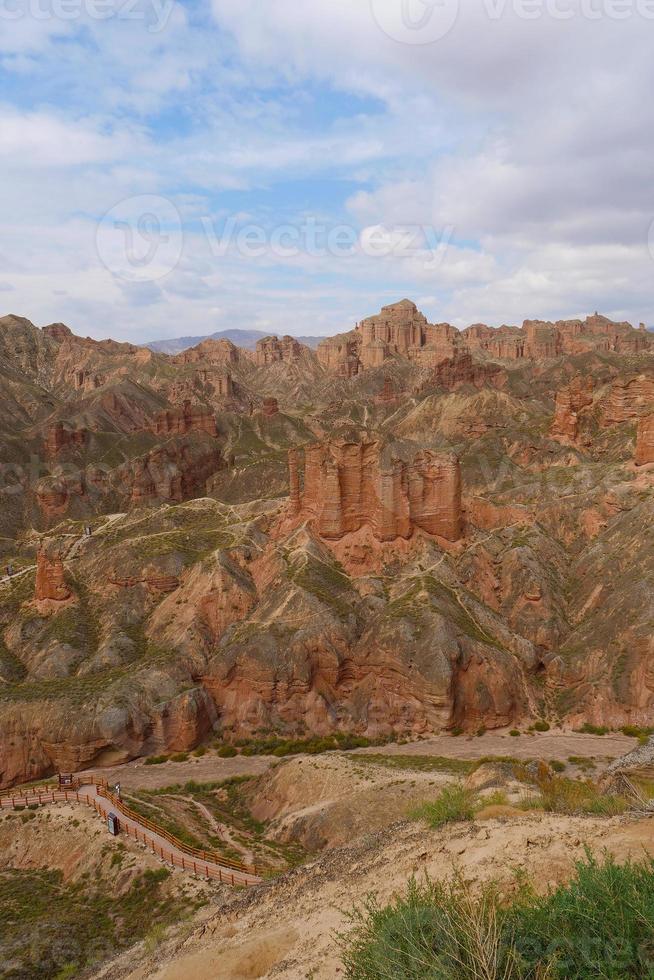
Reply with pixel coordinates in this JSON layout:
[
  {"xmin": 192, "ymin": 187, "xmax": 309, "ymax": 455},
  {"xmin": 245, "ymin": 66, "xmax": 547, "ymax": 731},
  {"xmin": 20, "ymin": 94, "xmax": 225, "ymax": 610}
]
[
  {"xmin": 509, "ymin": 729, "xmax": 521, "ymax": 737},
  {"xmin": 450, "ymin": 727, "xmax": 464, "ymax": 736},
  {"xmin": 509, "ymin": 853, "xmax": 654, "ymax": 977},
  {"xmin": 144, "ymin": 755, "xmax": 168, "ymax": 766},
  {"xmin": 217, "ymin": 745, "xmax": 237, "ymax": 758},
  {"xmin": 534, "ymin": 720, "xmax": 550, "ymax": 732},
  {"xmin": 576, "ymin": 722, "xmax": 609, "ymax": 735},
  {"xmin": 550, "ymin": 760, "xmax": 566, "ymax": 773},
  {"xmin": 170, "ymin": 753, "xmax": 189, "ymax": 763},
  {"xmin": 410, "ymin": 785, "xmax": 476, "ymax": 829},
  {"xmin": 193, "ymin": 747, "xmax": 207, "ymax": 757},
  {"xmin": 340, "ymin": 875, "xmax": 509, "ymax": 980},
  {"xmin": 538, "ymin": 775, "xmax": 627, "ymax": 816},
  {"xmin": 340, "ymin": 855, "xmax": 654, "ymax": 979}
]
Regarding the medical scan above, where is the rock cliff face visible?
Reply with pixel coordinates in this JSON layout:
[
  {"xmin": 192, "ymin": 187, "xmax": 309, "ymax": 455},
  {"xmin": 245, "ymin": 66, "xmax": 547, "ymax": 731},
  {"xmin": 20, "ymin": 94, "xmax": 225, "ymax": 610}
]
[
  {"xmin": 262, "ymin": 397, "xmax": 279, "ymax": 417},
  {"xmin": 254, "ymin": 335, "xmax": 305, "ymax": 366},
  {"xmin": 289, "ymin": 437, "xmax": 462, "ymax": 542},
  {"xmin": 44, "ymin": 422, "xmax": 87, "ymax": 457},
  {"xmin": 602, "ymin": 375, "xmax": 654, "ymax": 426},
  {"xmin": 35, "ymin": 546, "xmax": 71, "ymax": 602},
  {"xmin": 316, "ymin": 331, "xmax": 360, "ymax": 377},
  {"xmin": 124, "ymin": 441, "xmax": 223, "ymax": 506},
  {"xmin": 431, "ymin": 352, "xmax": 506, "ymax": 391},
  {"xmin": 175, "ymin": 338, "xmax": 240, "ymax": 366},
  {"xmin": 463, "ymin": 315, "xmax": 651, "ymax": 362},
  {"xmin": 550, "ymin": 376, "xmax": 594, "ymax": 442},
  {"xmin": 152, "ymin": 400, "xmax": 218, "ymax": 437},
  {"xmin": 636, "ymin": 415, "xmax": 654, "ymax": 465}
]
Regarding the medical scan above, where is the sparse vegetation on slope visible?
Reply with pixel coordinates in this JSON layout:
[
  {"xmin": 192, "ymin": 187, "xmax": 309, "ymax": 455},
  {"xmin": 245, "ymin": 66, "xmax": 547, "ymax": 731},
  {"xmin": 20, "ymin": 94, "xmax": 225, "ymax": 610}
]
[{"xmin": 340, "ymin": 854, "xmax": 654, "ymax": 979}]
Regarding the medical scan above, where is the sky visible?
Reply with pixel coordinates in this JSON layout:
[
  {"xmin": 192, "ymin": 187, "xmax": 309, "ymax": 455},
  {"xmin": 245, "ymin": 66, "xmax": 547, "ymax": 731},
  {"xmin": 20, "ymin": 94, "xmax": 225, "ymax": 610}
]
[{"xmin": 1, "ymin": 0, "xmax": 654, "ymax": 342}]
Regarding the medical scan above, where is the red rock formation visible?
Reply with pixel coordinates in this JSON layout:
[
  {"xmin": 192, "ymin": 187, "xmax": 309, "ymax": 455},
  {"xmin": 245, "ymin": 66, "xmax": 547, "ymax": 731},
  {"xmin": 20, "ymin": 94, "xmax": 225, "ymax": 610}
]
[
  {"xmin": 317, "ymin": 332, "xmax": 360, "ymax": 377},
  {"xmin": 153, "ymin": 400, "xmax": 218, "ymax": 437},
  {"xmin": 254, "ymin": 335, "xmax": 304, "ymax": 366},
  {"xmin": 602, "ymin": 375, "xmax": 654, "ymax": 426},
  {"xmin": 73, "ymin": 369, "xmax": 105, "ymax": 391},
  {"xmin": 262, "ymin": 397, "xmax": 279, "ymax": 417},
  {"xmin": 35, "ymin": 546, "xmax": 71, "ymax": 602},
  {"xmin": 550, "ymin": 375, "xmax": 594, "ymax": 442},
  {"xmin": 431, "ymin": 352, "xmax": 505, "ymax": 391},
  {"xmin": 42, "ymin": 323, "xmax": 73, "ymax": 343},
  {"xmin": 290, "ymin": 437, "xmax": 462, "ymax": 542},
  {"xmin": 110, "ymin": 571, "xmax": 180, "ymax": 592},
  {"xmin": 463, "ymin": 314, "xmax": 651, "ymax": 362},
  {"xmin": 358, "ymin": 300, "xmax": 461, "ymax": 370},
  {"xmin": 126, "ymin": 443, "xmax": 223, "ymax": 506},
  {"xmin": 43, "ymin": 422, "xmax": 87, "ymax": 457},
  {"xmin": 463, "ymin": 323, "xmax": 525, "ymax": 359},
  {"xmin": 376, "ymin": 377, "xmax": 398, "ymax": 405},
  {"xmin": 465, "ymin": 497, "xmax": 532, "ymax": 531},
  {"xmin": 636, "ymin": 415, "xmax": 654, "ymax": 465}
]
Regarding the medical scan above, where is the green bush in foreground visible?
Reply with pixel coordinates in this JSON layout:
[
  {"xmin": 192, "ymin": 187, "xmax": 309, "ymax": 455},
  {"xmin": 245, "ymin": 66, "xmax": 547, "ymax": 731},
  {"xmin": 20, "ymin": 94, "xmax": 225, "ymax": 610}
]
[
  {"xmin": 410, "ymin": 785, "xmax": 476, "ymax": 828},
  {"xmin": 340, "ymin": 854, "xmax": 654, "ymax": 979}
]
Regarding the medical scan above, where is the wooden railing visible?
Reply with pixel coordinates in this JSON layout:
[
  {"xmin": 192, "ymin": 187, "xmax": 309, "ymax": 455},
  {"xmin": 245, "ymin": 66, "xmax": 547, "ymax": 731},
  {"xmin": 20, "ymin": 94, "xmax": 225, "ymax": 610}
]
[
  {"xmin": 96, "ymin": 785, "xmax": 258, "ymax": 876},
  {"xmin": 0, "ymin": 777, "xmax": 261, "ymax": 886}
]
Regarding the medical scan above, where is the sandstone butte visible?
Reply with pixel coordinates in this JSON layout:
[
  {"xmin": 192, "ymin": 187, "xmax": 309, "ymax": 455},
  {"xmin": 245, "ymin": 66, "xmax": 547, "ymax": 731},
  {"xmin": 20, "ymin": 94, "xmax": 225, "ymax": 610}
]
[
  {"xmin": 34, "ymin": 545, "xmax": 72, "ymax": 603},
  {"xmin": 288, "ymin": 437, "xmax": 462, "ymax": 542},
  {"xmin": 0, "ymin": 301, "xmax": 654, "ymax": 786}
]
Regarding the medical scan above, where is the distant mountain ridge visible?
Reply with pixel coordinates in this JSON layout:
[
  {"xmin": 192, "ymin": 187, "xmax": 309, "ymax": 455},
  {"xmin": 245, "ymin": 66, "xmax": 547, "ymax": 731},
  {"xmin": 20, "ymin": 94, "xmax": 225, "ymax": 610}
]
[{"xmin": 146, "ymin": 328, "xmax": 327, "ymax": 355}]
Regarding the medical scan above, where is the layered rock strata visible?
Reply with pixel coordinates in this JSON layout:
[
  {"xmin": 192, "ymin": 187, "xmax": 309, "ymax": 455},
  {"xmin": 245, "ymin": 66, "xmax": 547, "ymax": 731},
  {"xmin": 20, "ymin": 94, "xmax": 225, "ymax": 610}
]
[
  {"xmin": 550, "ymin": 376, "xmax": 594, "ymax": 442},
  {"xmin": 289, "ymin": 437, "xmax": 462, "ymax": 542}
]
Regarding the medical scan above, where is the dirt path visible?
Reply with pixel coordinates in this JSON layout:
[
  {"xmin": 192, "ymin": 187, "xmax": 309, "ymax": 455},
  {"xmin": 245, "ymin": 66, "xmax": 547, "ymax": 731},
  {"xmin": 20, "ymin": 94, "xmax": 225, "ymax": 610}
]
[{"xmin": 174, "ymin": 794, "xmax": 255, "ymax": 865}]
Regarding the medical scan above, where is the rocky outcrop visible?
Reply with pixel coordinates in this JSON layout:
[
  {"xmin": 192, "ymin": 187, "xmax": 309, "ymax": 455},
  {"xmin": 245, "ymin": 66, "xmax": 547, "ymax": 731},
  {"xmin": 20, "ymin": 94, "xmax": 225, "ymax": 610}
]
[
  {"xmin": 431, "ymin": 352, "xmax": 506, "ymax": 391},
  {"xmin": 262, "ymin": 397, "xmax": 279, "ymax": 417},
  {"xmin": 289, "ymin": 436, "xmax": 462, "ymax": 542},
  {"xmin": 550, "ymin": 375, "xmax": 594, "ymax": 442},
  {"xmin": 125, "ymin": 442, "xmax": 223, "ymax": 506},
  {"xmin": 636, "ymin": 415, "xmax": 654, "ymax": 465},
  {"xmin": 602, "ymin": 375, "xmax": 654, "ymax": 426},
  {"xmin": 462, "ymin": 323, "xmax": 525, "ymax": 359},
  {"xmin": 254, "ymin": 335, "xmax": 305, "ymax": 366},
  {"xmin": 316, "ymin": 332, "xmax": 360, "ymax": 377},
  {"xmin": 153, "ymin": 401, "xmax": 218, "ymax": 437},
  {"xmin": 175, "ymin": 338, "xmax": 240, "ymax": 366},
  {"xmin": 376, "ymin": 377, "xmax": 398, "ymax": 405},
  {"xmin": 35, "ymin": 545, "xmax": 71, "ymax": 603},
  {"xmin": 43, "ymin": 422, "xmax": 87, "ymax": 457},
  {"xmin": 463, "ymin": 314, "xmax": 650, "ymax": 361},
  {"xmin": 42, "ymin": 322, "xmax": 74, "ymax": 343},
  {"xmin": 359, "ymin": 300, "xmax": 460, "ymax": 370}
]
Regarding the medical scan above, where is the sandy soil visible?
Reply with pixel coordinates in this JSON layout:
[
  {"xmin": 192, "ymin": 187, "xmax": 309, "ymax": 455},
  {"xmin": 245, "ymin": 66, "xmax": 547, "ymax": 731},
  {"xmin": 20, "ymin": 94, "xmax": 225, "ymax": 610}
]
[
  {"xmin": 102, "ymin": 808, "xmax": 654, "ymax": 980},
  {"xmin": 352, "ymin": 730, "xmax": 636, "ymax": 763},
  {"xmin": 79, "ymin": 730, "xmax": 632, "ymax": 794},
  {"xmin": 80, "ymin": 754, "xmax": 273, "ymax": 792}
]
